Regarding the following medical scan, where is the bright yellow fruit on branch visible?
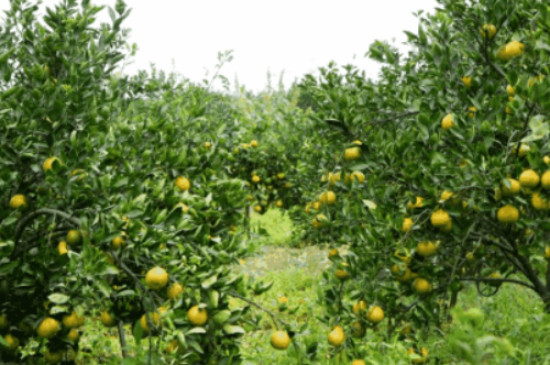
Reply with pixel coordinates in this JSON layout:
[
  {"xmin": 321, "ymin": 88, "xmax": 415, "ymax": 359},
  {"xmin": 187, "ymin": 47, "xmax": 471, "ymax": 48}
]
[
  {"xmin": 328, "ymin": 325, "xmax": 345, "ymax": 346},
  {"xmin": 270, "ymin": 330, "xmax": 291, "ymax": 350},
  {"xmin": 100, "ymin": 310, "xmax": 116, "ymax": 327},
  {"xmin": 278, "ymin": 296, "xmax": 288, "ymax": 304},
  {"xmin": 42, "ymin": 156, "xmax": 61, "ymax": 171},
  {"xmin": 402, "ymin": 217, "xmax": 413, "ymax": 232},
  {"xmin": 506, "ymin": 84, "xmax": 515, "ymax": 96},
  {"xmin": 187, "ymin": 305, "xmax": 208, "ymax": 326},
  {"xmin": 407, "ymin": 196, "xmax": 424, "ymax": 210},
  {"xmin": 461, "ymin": 76, "xmax": 472, "ymax": 88},
  {"xmin": 328, "ymin": 248, "xmax": 339, "ymax": 258},
  {"xmin": 9, "ymin": 194, "xmax": 26, "ymax": 209},
  {"xmin": 254, "ymin": 205, "xmax": 263, "ymax": 213},
  {"xmin": 275, "ymin": 199, "xmax": 283, "ymax": 208},
  {"xmin": 66, "ymin": 230, "xmax": 81, "ymax": 245},
  {"xmin": 112, "ymin": 235, "xmax": 125, "ymax": 249},
  {"xmin": 66, "ymin": 328, "xmax": 80, "ymax": 342},
  {"xmin": 252, "ymin": 175, "xmax": 261, "ymax": 183},
  {"xmin": 497, "ymin": 40, "xmax": 525, "ymax": 61},
  {"xmin": 366, "ymin": 305, "xmax": 385, "ymax": 323},
  {"xmin": 531, "ymin": 193, "xmax": 550, "ymax": 211},
  {"xmin": 344, "ymin": 146, "xmax": 361, "ymax": 161},
  {"xmin": 204, "ymin": 141, "xmax": 212, "ymax": 149},
  {"xmin": 408, "ymin": 347, "xmax": 429, "ymax": 364},
  {"xmin": 413, "ymin": 278, "xmax": 433, "ymax": 294},
  {"xmin": 541, "ymin": 171, "xmax": 550, "ymax": 189},
  {"xmin": 4, "ymin": 334, "xmax": 19, "ymax": 351},
  {"xmin": 167, "ymin": 282, "xmax": 184, "ymax": 300},
  {"xmin": 250, "ymin": 140, "xmax": 259, "ymax": 147},
  {"xmin": 140, "ymin": 312, "xmax": 161, "ymax": 333},
  {"xmin": 519, "ymin": 169, "xmax": 540, "ymax": 188},
  {"xmin": 319, "ymin": 191, "xmax": 336, "ymax": 205},
  {"xmin": 312, "ymin": 214, "xmax": 327, "ymax": 228},
  {"xmin": 352, "ymin": 360, "xmax": 366, "ymax": 365},
  {"xmin": 37, "ymin": 317, "xmax": 61, "ymax": 338},
  {"xmin": 416, "ymin": 241, "xmax": 438, "ymax": 257},
  {"xmin": 545, "ymin": 245, "xmax": 550, "ymax": 260},
  {"xmin": 440, "ymin": 190, "xmax": 454, "ymax": 202},
  {"xmin": 352, "ymin": 300, "xmax": 367, "ymax": 315},
  {"xmin": 501, "ymin": 178, "xmax": 520, "ymax": 196},
  {"xmin": 468, "ymin": 106, "xmax": 477, "ymax": 118},
  {"xmin": 62, "ymin": 310, "xmax": 83, "ymax": 328},
  {"xmin": 430, "ymin": 209, "xmax": 451, "ymax": 228},
  {"xmin": 441, "ymin": 113, "xmax": 454, "ymax": 129},
  {"xmin": 497, "ymin": 205, "xmax": 519, "ymax": 223},
  {"xmin": 145, "ymin": 267, "xmax": 169, "ymax": 290},
  {"xmin": 335, "ymin": 269, "xmax": 350, "ymax": 280},
  {"xmin": 480, "ymin": 24, "xmax": 497, "ymax": 39},
  {"xmin": 174, "ymin": 176, "xmax": 191, "ymax": 191},
  {"xmin": 57, "ymin": 241, "xmax": 68, "ymax": 255}
]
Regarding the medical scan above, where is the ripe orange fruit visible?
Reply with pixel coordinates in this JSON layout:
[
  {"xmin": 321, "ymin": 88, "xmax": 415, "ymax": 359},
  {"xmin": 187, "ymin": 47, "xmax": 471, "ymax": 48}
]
[
  {"xmin": 167, "ymin": 282, "xmax": 184, "ymax": 300},
  {"xmin": 366, "ymin": 305, "xmax": 384, "ymax": 323},
  {"xmin": 270, "ymin": 330, "xmax": 291, "ymax": 350},
  {"xmin": 37, "ymin": 317, "xmax": 61, "ymax": 338},
  {"xmin": 441, "ymin": 113, "xmax": 454, "ymax": 129},
  {"xmin": 344, "ymin": 147, "xmax": 361, "ymax": 161},
  {"xmin": 9, "ymin": 194, "xmax": 26, "ymax": 209},
  {"xmin": 328, "ymin": 325, "xmax": 345, "ymax": 346},
  {"xmin": 174, "ymin": 176, "xmax": 191, "ymax": 191},
  {"xmin": 100, "ymin": 310, "xmax": 116, "ymax": 327},
  {"xmin": 430, "ymin": 209, "xmax": 451, "ymax": 228},
  {"xmin": 145, "ymin": 267, "xmax": 169, "ymax": 290},
  {"xmin": 497, "ymin": 205, "xmax": 519, "ymax": 223},
  {"xmin": 187, "ymin": 305, "xmax": 208, "ymax": 326},
  {"xmin": 66, "ymin": 230, "xmax": 82, "ymax": 245}
]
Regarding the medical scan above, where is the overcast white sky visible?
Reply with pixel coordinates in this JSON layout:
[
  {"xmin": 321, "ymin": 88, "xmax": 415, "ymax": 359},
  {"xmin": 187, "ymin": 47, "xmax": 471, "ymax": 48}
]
[{"xmin": 1, "ymin": 0, "xmax": 438, "ymax": 92}]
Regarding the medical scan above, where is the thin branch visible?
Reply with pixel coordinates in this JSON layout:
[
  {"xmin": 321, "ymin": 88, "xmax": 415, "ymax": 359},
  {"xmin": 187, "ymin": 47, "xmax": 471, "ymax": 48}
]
[
  {"xmin": 117, "ymin": 320, "xmax": 128, "ymax": 358},
  {"xmin": 227, "ymin": 291, "xmax": 291, "ymax": 329},
  {"xmin": 458, "ymin": 276, "xmax": 536, "ymax": 291}
]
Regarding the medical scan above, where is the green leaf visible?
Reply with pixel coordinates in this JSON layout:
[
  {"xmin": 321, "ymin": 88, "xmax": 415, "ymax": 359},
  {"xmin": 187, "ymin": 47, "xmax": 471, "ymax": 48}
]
[
  {"xmin": 201, "ymin": 274, "xmax": 217, "ymax": 289},
  {"xmin": 223, "ymin": 324, "xmax": 245, "ymax": 335},
  {"xmin": 48, "ymin": 293, "xmax": 70, "ymax": 304}
]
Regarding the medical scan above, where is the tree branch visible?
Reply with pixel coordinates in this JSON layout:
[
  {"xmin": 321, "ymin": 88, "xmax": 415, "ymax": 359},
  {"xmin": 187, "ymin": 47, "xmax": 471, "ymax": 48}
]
[
  {"xmin": 228, "ymin": 291, "xmax": 291, "ymax": 329},
  {"xmin": 458, "ymin": 276, "xmax": 535, "ymax": 291}
]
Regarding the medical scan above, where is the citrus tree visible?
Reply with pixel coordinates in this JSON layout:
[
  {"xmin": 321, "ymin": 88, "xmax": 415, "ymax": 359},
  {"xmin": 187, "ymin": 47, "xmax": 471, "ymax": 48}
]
[{"xmin": 294, "ymin": 0, "xmax": 550, "ymax": 362}]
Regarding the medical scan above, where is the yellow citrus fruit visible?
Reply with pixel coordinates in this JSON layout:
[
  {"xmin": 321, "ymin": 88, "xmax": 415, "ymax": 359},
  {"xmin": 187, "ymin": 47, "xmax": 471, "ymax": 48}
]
[
  {"xmin": 352, "ymin": 360, "xmax": 366, "ymax": 365},
  {"xmin": 328, "ymin": 325, "xmax": 345, "ymax": 346},
  {"xmin": 430, "ymin": 209, "xmax": 451, "ymax": 228},
  {"xmin": 545, "ymin": 245, "xmax": 550, "ymax": 260},
  {"xmin": 270, "ymin": 330, "xmax": 291, "ymax": 350},
  {"xmin": 409, "ymin": 347, "xmax": 429, "ymax": 364},
  {"xmin": 187, "ymin": 305, "xmax": 208, "ymax": 326},
  {"xmin": 441, "ymin": 113, "xmax": 454, "ymax": 129},
  {"xmin": 140, "ymin": 312, "xmax": 161, "ymax": 333},
  {"xmin": 480, "ymin": 24, "xmax": 496, "ymax": 39},
  {"xmin": 440, "ymin": 190, "xmax": 454, "ymax": 202},
  {"xmin": 112, "ymin": 235, "xmax": 125, "ymax": 249},
  {"xmin": 254, "ymin": 205, "xmax": 263, "ymax": 213},
  {"xmin": 519, "ymin": 169, "xmax": 540, "ymax": 188},
  {"xmin": 9, "ymin": 194, "xmax": 26, "ymax": 209},
  {"xmin": 506, "ymin": 85, "xmax": 515, "ymax": 96},
  {"xmin": 416, "ymin": 241, "xmax": 437, "ymax": 257},
  {"xmin": 37, "ymin": 317, "xmax": 61, "ymax": 338},
  {"xmin": 413, "ymin": 278, "xmax": 433, "ymax": 294},
  {"xmin": 66, "ymin": 230, "xmax": 81, "ymax": 245},
  {"xmin": 43, "ymin": 156, "xmax": 60, "ymax": 171},
  {"xmin": 312, "ymin": 214, "xmax": 327, "ymax": 228},
  {"xmin": 352, "ymin": 140, "xmax": 362, "ymax": 145},
  {"xmin": 468, "ymin": 106, "xmax": 477, "ymax": 118},
  {"xmin": 275, "ymin": 199, "xmax": 283, "ymax": 208},
  {"xmin": 531, "ymin": 192, "xmax": 550, "ymax": 210},
  {"xmin": 62, "ymin": 310, "xmax": 82, "ymax": 329},
  {"xmin": 497, "ymin": 40, "xmax": 525, "ymax": 61},
  {"xmin": 165, "ymin": 339, "xmax": 183, "ymax": 354},
  {"xmin": 44, "ymin": 348, "xmax": 64, "ymax": 364},
  {"xmin": 352, "ymin": 300, "xmax": 367, "ymax": 315},
  {"xmin": 466, "ymin": 252, "xmax": 475, "ymax": 261},
  {"xmin": 501, "ymin": 178, "xmax": 520, "ymax": 196},
  {"xmin": 335, "ymin": 269, "xmax": 349, "ymax": 280},
  {"xmin": 252, "ymin": 175, "xmax": 261, "ymax": 183},
  {"xmin": 401, "ymin": 217, "xmax": 413, "ymax": 232},
  {"xmin": 4, "ymin": 333, "xmax": 19, "ymax": 351},
  {"xmin": 277, "ymin": 172, "xmax": 285, "ymax": 179},
  {"xmin": 541, "ymin": 171, "xmax": 550, "ymax": 189},
  {"xmin": 407, "ymin": 196, "xmax": 424, "ymax": 209},
  {"xmin": 497, "ymin": 205, "xmax": 519, "ymax": 223},
  {"xmin": 174, "ymin": 176, "xmax": 191, "ymax": 191},
  {"xmin": 57, "ymin": 241, "xmax": 68, "ymax": 255},
  {"xmin": 461, "ymin": 76, "xmax": 472, "ymax": 88},
  {"xmin": 328, "ymin": 248, "xmax": 339, "ymax": 258},
  {"xmin": 344, "ymin": 147, "xmax": 361, "ymax": 161},
  {"xmin": 0, "ymin": 313, "xmax": 8, "ymax": 329},
  {"xmin": 250, "ymin": 140, "xmax": 259, "ymax": 147},
  {"xmin": 100, "ymin": 310, "xmax": 116, "ymax": 327},
  {"xmin": 320, "ymin": 191, "xmax": 336, "ymax": 205},
  {"xmin": 66, "ymin": 329, "xmax": 80, "ymax": 342},
  {"xmin": 145, "ymin": 267, "xmax": 169, "ymax": 290},
  {"xmin": 366, "ymin": 305, "xmax": 384, "ymax": 323},
  {"xmin": 204, "ymin": 141, "xmax": 212, "ymax": 149},
  {"xmin": 167, "ymin": 282, "xmax": 184, "ymax": 300},
  {"xmin": 278, "ymin": 296, "xmax": 288, "ymax": 304}
]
